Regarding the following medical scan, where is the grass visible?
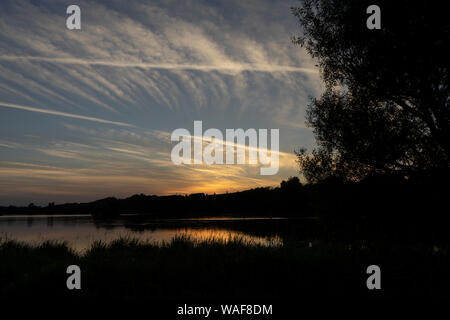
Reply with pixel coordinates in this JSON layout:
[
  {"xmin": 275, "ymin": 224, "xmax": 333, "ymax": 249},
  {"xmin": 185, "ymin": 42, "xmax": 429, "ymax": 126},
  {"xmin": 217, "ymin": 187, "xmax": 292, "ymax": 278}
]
[{"xmin": 1, "ymin": 235, "xmax": 450, "ymax": 301}]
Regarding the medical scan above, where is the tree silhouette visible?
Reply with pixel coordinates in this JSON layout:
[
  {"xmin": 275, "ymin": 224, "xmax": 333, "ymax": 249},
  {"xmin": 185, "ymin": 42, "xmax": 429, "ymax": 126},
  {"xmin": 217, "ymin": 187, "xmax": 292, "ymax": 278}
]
[{"xmin": 292, "ymin": 0, "xmax": 449, "ymax": 182}]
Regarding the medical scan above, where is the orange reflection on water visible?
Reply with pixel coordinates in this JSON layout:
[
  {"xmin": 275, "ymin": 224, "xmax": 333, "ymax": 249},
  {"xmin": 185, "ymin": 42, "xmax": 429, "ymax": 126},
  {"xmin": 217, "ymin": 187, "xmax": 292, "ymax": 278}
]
[
  {"xmin": 170, "ymin": 228, "xmax": 283, "ymax": 247},
  {"xmin": 0, "ymin": 214, "xmax": 283, "ymax": 252}
]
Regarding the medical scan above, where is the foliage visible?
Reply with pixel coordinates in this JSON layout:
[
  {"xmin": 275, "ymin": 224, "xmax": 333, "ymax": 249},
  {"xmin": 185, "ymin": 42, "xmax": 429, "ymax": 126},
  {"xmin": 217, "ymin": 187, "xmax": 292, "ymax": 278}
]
[{"xmin": 292, "ymin": 0, "xmax": 449, "ymax": 182}]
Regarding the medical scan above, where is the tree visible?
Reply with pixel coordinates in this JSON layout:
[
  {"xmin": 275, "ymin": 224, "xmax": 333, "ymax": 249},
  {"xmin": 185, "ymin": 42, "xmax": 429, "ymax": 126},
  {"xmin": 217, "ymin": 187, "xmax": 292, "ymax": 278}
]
[
  {"xmin": 292, "ymin": 0, "xmax": 449, "ymax": 182},
  {"xmin": 280, "ymin": 176, "xmax": 302, "ymax": 191}
]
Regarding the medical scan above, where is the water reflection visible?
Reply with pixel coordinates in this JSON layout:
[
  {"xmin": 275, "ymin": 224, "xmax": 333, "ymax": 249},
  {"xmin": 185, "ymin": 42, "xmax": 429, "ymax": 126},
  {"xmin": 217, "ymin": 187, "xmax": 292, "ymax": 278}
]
[
  {"xmin": 0, "ymin": 215, "xmax": 283, "ymax": 252},
  {"xmin": 47, "ymin": 216, "xmax": 54, "ymax": 227}
]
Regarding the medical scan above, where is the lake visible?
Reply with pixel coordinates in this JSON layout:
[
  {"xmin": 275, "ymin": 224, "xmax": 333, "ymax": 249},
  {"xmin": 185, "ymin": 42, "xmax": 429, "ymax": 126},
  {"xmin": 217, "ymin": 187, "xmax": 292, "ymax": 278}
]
[{"xmin": 0, "ymin": 214, "xmax": 285, "ymax": 252}]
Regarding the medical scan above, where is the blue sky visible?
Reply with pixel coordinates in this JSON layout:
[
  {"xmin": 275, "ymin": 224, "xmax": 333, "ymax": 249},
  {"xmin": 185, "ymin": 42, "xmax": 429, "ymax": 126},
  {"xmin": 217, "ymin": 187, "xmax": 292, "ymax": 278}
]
[{"xmin": 0, "ymin": 0, "xmax": 322, "ymax": 205}]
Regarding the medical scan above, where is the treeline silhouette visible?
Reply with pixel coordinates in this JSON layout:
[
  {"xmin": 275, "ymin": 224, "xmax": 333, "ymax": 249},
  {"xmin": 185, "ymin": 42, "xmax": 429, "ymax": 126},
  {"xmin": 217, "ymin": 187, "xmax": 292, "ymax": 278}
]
[
  {"xmin": 1, "ymin": 172, "xmax": 448, "ymax": 230},
  {"xmin": 0, "ymin": 177, "xmax": 306, "ymax": 218}
]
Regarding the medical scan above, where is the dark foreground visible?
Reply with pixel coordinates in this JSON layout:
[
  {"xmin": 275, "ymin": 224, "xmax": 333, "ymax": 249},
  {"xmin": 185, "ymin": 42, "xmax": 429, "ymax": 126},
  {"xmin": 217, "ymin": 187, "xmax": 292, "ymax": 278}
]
[{"xmin": 1, "ymin": 235, "xmax": 449, "ymax": 302}]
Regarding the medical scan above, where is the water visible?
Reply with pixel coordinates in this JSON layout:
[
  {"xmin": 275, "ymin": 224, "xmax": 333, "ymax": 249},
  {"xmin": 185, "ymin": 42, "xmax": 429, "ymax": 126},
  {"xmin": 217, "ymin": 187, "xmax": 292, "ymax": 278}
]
[{"xmin": 0, "ymin": 214, "xmax": 284, "ymax": 252}]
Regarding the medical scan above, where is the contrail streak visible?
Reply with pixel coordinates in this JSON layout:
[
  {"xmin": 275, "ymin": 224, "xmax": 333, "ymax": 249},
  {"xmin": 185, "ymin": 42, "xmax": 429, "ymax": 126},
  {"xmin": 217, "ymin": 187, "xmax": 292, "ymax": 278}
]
[
  {"xmin": 0, "ymin": 101, "xmax": 134, "ymax": 127},
  {"xmin": 0, "ymin": 56, "xmax": 319, "ymax": 74}
]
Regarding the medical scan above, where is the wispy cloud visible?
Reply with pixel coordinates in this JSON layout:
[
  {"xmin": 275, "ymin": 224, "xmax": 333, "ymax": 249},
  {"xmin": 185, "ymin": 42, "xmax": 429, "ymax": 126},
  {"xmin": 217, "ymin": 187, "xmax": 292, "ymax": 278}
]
[
  {"xmin": 0, "ymin": 101, "xmax": 134, "ymax": 127},
  {"xmin": 0, "ymin": 0, "xmax": 318, "ymax": 205},
  {"xmin": 0, "ymin": 56, "xmax": 319, "ymax": 74}
]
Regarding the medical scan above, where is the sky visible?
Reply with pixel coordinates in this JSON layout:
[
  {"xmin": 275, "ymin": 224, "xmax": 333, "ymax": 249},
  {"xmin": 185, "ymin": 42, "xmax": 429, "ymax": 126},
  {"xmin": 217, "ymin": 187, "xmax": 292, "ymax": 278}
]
[{"xmin": 0, "ymin": 0, "xmax": 323, "ymax": 206}]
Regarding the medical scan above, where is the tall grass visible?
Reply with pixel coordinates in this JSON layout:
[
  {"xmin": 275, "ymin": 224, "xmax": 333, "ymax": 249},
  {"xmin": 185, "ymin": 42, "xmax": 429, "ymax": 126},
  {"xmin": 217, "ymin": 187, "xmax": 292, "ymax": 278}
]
[{"xmin": 1, "ymin": 236, "xmax": 450, "ymax": 300}]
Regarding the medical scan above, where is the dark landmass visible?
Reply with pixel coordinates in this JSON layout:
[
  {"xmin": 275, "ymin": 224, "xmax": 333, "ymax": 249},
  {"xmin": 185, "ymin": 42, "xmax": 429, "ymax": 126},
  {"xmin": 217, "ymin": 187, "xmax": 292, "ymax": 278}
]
[
  {"xmin": 1, "ymin": 172, "xmax": 447, "ymax": 222},
  {"xmin": 0, "ymin": 177, "xmax": 305, "ymax": 218},
  {"xmin": 0, "ymin": 176, "xmax": 310, "ymax": 217}
]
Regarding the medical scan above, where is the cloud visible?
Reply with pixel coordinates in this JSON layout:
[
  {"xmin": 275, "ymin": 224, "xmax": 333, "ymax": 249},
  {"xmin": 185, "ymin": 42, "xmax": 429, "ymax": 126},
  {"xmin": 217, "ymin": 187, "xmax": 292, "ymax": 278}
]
[
  {"xmin": 0, "ymin": 101, "xmax": 135, "ymax": 127},
  {"xmin": 0, "ymin": 0, "xmax": 320, "ymax": 204},
  {"xmin": 0, "ymin": 0, "xmax": 321, "ymax": 116},
  {"xmin": 0, "ymin": 56, "xmax": 319, "ymax": 74},
  {"xmin": 0, "ymin": 121, "xmax": 300, "ymax": 205}
]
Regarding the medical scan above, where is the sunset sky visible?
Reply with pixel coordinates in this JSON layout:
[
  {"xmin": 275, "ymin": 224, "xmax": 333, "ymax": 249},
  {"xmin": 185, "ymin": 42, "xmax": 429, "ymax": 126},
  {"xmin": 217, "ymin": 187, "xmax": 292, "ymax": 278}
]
[{"xmin": 0, "ymin": 0, "xmax": 322, "ymax": 206}]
